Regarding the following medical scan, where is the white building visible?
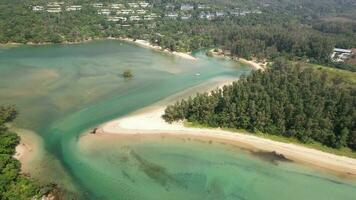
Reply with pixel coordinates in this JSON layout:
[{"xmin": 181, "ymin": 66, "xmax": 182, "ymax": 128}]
[
  {"xmin": 130, "ymin": 16, "xmax": 141, "ymax": 21},
  {"xmin": 334, "ymin": 48, "xmax": 352, "ymax": 54},
  {"xmin": 139, "ymin": 2, "xmax": 150, "ymax": 8},
  {"xmin": 197, "ymin": 4, "xmax": 209, "ymax": 9},
  {"xmin": 107, "ymin": 16, "xmax": 127, "ymax": 22},
  {"xmin": 117, "ymin": 9, "xmax": 134, "ymax": 15},
  {"xmin": 181, "ymin": 4, "xmax": 194, "ymax": 11},
  {"xmin": 181, "ymin": 14, "xmax": 192, "ymax": 20},
  {"xmin": 128, "ymin": 3, "xmax": 139, "ymax": 8},
  {"xmin": 200, "ymin": 12, "xmax": 215, "ymax": 20},
  {"xmin": 47, "ymin": 2, "xmax": 62, "ymax": 7},
  {"xmin": 136, "ymin": 10, "xmax": 146, "ymax": 14},
  {"xmin": 47, "ymin": 8, "xmax": 62, "ymax": 13},
  {"xmin": 98, "ymin": 9, "xmax": 110, "ymax": 15},
  {"xmin": 144, "ymin": 15, "xmax": 154, "ymax": 20},
  {"xmin": 216, "ymin": 11, "xmax": 226, "ymax": 17},
  {"xmin": 110, "ymin": 4, "xmax": 123, "ymax": 9},
  {"xmin": 166, "ymin": 13, "xmax": 178, "ymax": 19},
  {"xmin": 65, "ymin": 5, "xmax": 82, "ymax": 11},
  {"xmin": 32, "ymin": 6, "xmax": 44, "ymax": 11},
  {"xmin": 92, "ymin": 3, "xmax": 103, "ymax": 8},
  {"xmin": 331, "ymin": 48, "xmax": 353, "ymax": 62}
]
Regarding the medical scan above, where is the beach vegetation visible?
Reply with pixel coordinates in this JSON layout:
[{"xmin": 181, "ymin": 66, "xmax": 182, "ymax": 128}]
[
  {"xmin": 0, "ymin": 106, "xmax": 52, "ymax": 200},
  {"xmin": 163, "ymin": 61, "xmax": 356, "ymax": 151}
]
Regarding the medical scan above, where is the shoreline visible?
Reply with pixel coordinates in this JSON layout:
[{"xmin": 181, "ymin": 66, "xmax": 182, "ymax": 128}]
[
  {"xmin": 0, "ymin": 37, "xmax": 198, "ymax": 61},
  {"xmin": 208, "ymin": 48, "xmax": 267, "ymax": 71},
  {"xmin": 13, "ymin": 128, "xmax": 44, "ymax": 174},
  {"xmin": 113, "ymin": 37, "xmax": 197, "ymax": 60},
  {"xmin": 92, "ymin": 84, "xmax": 356, "ymax": 178}
]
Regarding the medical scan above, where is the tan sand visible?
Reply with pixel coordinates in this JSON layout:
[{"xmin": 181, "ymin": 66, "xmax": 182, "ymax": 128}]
[
  {"xmin": 118, "ymin": 38, "xmax": 198, "ymax": 60},
  {"xmin": 208, "ymin": 48, "xmax": 266, "ymax": 71},
  {"xmin": 13, "ymin": 128, "xmax": 44, "ymax": 174},
  {"xmin": 238, "ymin": 58, "xmax": 266, "ymax": 71},
  {"xmin": 97, "ymin": 87, "xmax": 356, "ymax": 178}
]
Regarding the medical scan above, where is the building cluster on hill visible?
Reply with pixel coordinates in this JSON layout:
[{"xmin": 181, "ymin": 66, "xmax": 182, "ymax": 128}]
[
  {"xmin": 31, "ymin": 1, "xmax": 262, "ymax": 23},
  {"xmin": 96, "ymin": 2, "xmax": 157, "ymax": 23},
  {"xmin": 164, "ymin": 3, "xmax": 262, "ymax": 20},
  {"xmin": 32, "ymin": 2, "xmax": 82, "ymax": 13}
]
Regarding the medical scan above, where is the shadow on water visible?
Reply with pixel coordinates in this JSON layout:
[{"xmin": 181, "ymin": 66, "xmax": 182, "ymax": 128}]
[
  {"xmin": 130, "ymin": 150, "xmax": 183, "ymax": 190},
  {"xmin": 251, "ymin": 150, "xmax": 292, "ymax": 165}
]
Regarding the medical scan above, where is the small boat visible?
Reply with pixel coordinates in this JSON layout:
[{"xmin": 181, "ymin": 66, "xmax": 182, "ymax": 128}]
[
  {"xmin": 195, "ymin": 73, "xmax": 201, "ymax": 76},
  {"xmin": 91, "ymin": 127, "xmax": 98, "ymax": 134}
]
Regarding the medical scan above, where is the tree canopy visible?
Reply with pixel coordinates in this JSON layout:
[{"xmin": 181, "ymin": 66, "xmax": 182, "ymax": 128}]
[
  {"xmin": 0, "ymin": 106, "xmax": 51, "ymax": 200},
  {"xmin": 163, "ymin": 60, "xmax": 356, "ymax": 150}
]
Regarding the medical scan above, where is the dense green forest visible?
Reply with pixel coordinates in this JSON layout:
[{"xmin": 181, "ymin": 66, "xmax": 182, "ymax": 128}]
[
  {"xmin": 0, "ymin": 106, "xmax": 52, "ymax": 200},
  {"xmin": 163, "ymin": 59, "xmax": 356, "ymax": 151},
  {"xmin": 0, "ymin": 0, "xmax": 355, "ymax": 71}
]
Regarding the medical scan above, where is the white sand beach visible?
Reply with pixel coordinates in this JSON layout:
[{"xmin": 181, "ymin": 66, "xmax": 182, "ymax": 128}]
[
  {"xmin": 95, "ymin": 106, "xmax": 356, "ymax": 177},
  {"xmin": 91, "ymin": 76, "xmax": 356, "ymax": 178},
  {"xmin": 118, "ymin": 38, "xmax": 198, "ymax": 60}
]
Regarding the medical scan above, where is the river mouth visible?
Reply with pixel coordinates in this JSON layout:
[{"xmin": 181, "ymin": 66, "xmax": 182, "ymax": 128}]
[{"xmin": 1, "ymin": 40, "xmax": 355, "ymax": 199}]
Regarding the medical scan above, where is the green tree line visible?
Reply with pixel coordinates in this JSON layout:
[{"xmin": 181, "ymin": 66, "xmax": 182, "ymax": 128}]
[
  {"xmin": 0, "ymin": 106, "xmax": 53, "ymax": 200},
  {"xmin": 163, "ymin": 60, "xmax": 356, "ymax": 150}
]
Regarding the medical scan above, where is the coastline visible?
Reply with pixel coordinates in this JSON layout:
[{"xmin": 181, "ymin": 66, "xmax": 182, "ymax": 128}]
[
  {"xmin": 0, "ymin": 37, "xmax": 198, "ymax": 61},
  {"xmin": 116, "ymin": 37, "xmax": 197, "ymax": 60},
  {"xmin": 13, "ymin": 128, "xmax": 44, "ymax": 174},
  {"xmin": 91, "ymin": 85, "xmax": 356, "ymax": 178},
  {"xmin": 208, "ymin": 48, "xmax": 267, "ymax": 71}
]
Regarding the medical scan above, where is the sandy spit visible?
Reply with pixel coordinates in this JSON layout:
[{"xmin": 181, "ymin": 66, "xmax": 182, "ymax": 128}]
[{"xmin": 93, "ymin": 77, "xmax": 356, "ymax": 178}]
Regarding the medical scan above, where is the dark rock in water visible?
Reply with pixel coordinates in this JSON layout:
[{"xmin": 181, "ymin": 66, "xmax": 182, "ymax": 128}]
[{"xmin": 252, "ymin": 150, "xmax": 292, "ymax": 165}]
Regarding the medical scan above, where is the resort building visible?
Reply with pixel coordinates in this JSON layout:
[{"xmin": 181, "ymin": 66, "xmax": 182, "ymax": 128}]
[
  {"xmin": 65, "ymin": 5, "xmax": 82, "ymax": 11},
  {"xmin": 117, "ymin": 9, "xmax": 134, "ymax": 15},
  {"xmin": 144, "ymin": 15, "xmax": 154, "ymax": 20},
  {"xmin": 46, "ymin": 2, "xmax": 63, "ymax": 13},
  {"xmin": 197, "ymin": 4, "xmax": 209, "ymax": 9},
  {"xmin": 136, "ymin": 10, "xmax": 146, "ymax": 15},
  {"xmin": 128, "ymin": 3, "xmax": 139, "ymax": 8},
  {"xmin": 129, "ymin": 16, "xmax": 141, "ymax": 21},
  {"xmin": 230, "ymin": 10, "xmax": 240, "ymax": 16},
  {"xmin": 165, "ymin": 4, "xmax": 175, "ymax": 10},
  {"xmin": 181, "ymin": 4, "xmax": 194, "ymax": 11},
  {"xmin": 331, "ymin": 48, "xmax": 353, "ymax": 62},
  {"xmin": 107, "ymin": 16, "xmax": 127, "ymax": 22},
  {"xmin": 166, "ymin": 13, "xmax": 178, "ymax": 19},
  {"xmin": 139, "ymin": 2, "xmax": 150, "ymax": 8},
  {"xmin": 98, "ymin": 9, "xmax": 110, "ymax": 15},
  {"xmin": 47, "ymin": 7, "xmax": 62, "ymax": 13},
  {"xmin": 32, "ymin": 6, "xmax": 44, "ymax": 11},
  {"xmin": 47, "ymin": 2, "xmax": 63, "ymax": 7},
  {"xmin": 181, "ymin": 14, "xmax": 192, "ymax": 20},
  {"xmin": 110, "ymin": 4, "xmax": 124, "ymax": 9},
  {"xmin": 200, "ymin": 12, "xmax": 215, "ymax": 20},
  {"xmin": 216, "ymin": 11, "xmax": 226, "ymax": 17},
  {"xmin": 92, "ymin": 3, "xmax": 103, "ymax": 8}
]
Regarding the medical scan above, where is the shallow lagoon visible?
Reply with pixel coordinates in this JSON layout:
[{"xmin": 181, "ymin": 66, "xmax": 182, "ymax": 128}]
[{"xmin": 0, "ymin": 41, "xmax": 355, "ymax": 199}]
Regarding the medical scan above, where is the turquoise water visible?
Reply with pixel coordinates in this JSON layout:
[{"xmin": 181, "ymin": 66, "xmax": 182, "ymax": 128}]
[{"xmin": 0, "ymin": 41, "xmax": 355, "ymax": 199}]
